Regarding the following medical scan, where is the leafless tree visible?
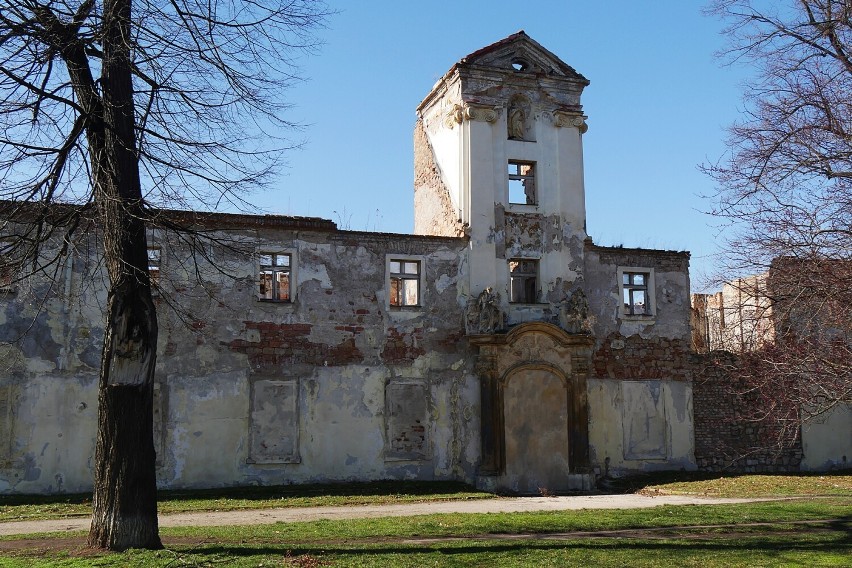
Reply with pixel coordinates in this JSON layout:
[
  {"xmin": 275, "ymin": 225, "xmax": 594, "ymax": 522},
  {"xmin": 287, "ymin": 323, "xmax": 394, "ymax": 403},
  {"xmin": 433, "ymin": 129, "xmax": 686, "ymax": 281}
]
[
  {"xmin": 703, "ymin": 1, "xmax": 852, "ymax": 434},
  {"xmin": 0, "ymin": 0, "xmax": 328, "ymax": 550}
]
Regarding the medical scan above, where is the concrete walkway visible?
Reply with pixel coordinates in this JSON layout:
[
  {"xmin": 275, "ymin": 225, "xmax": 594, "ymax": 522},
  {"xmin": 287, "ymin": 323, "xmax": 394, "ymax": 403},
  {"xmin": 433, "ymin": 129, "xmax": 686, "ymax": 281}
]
[{"xmin": 0, "ymin": 494, "xmax": 776, "ymax": 537}]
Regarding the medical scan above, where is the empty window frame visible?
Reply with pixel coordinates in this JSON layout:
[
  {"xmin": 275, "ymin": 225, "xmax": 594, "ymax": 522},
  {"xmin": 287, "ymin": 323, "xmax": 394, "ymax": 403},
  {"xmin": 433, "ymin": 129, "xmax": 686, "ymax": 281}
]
[
  {"xmin": 389, "ymin": 259, "xmax": 420, "ymax": 307},
  {"xmin": 508, "ymin": 161, "xmax": 537, "ymax": 205},
  {"xmin": 622, "ymin": 271, "xmax": 651, "ymax": 315},
  {"xmin": 258, "ymin": 253, "xmax": 291, "ymax": 302},
  {"xmin": 509, "ymin": 259, "xmax": 538, "ymax": 304},
  {"xmin": 147, "ymin": 246, "xmax": 161, "ymax": 290}
]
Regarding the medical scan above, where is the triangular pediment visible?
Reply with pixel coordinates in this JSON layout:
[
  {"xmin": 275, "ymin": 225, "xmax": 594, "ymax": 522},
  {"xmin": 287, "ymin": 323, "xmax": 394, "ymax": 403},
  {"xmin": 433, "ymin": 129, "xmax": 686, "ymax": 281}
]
[{"xmin": 460, "ymin": 31, "xmax": 588, "ymax": 84}]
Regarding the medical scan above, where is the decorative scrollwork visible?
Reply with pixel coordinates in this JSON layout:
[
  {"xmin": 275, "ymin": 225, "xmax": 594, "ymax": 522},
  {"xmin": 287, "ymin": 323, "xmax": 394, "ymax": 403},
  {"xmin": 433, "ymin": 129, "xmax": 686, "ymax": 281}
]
[
  {"xmin": 444, "ymin": 104, "xmax": 464, "ymax": 129},
  {"xmin": 553, "ymin": 111, "xmax": 588, "ymax": 133},
  {"xmin": 464, "ymin": 103, "xmax": 499, "ymax": 123}
]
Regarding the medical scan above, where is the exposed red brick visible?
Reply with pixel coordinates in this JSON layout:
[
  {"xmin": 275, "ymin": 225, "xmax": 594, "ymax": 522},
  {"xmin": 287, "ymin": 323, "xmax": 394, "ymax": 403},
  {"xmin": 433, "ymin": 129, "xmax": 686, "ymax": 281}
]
[
  {"xmin": 227, "ymin": 322, "xmax": 363, "ymax": 368},
  {"xmin": 381, "ymin": 327, "xmax": 425, "ymax": 363}
]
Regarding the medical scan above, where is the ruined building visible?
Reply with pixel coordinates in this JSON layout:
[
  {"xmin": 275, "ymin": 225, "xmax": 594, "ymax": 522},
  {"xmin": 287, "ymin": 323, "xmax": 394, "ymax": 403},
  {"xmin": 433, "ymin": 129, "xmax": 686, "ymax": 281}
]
[
  {"xmin": 691, "ymin": 261, "xmax": 851, "ymax": 472},
  {"xmin": 2, "ymin": 32, "xmax": 838, "ymax": 496}
]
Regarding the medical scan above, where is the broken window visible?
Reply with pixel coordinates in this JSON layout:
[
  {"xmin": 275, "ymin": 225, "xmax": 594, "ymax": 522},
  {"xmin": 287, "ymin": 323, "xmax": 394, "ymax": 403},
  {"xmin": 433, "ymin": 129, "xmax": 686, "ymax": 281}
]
[
  {"xmin": 509, "ymin": 259, "xmax": 538, "ymax": 303},
  {"xmin": 389, "ymin": 259, "xmax": 420, "ymax": 307},
  {"xmin": 508, "ymin": 161, "xmax": 536, "ymax": 205},
  {"xmin": 147, "ymin": 246, "xmax": 161, "ymax": 291},
  {"xmin": 622, "ymin": 271, "xmax": 650, "ymax": 315},
  {"xmin": 258, "ymin": 252, "xmax": 291, "ymax": 302}
]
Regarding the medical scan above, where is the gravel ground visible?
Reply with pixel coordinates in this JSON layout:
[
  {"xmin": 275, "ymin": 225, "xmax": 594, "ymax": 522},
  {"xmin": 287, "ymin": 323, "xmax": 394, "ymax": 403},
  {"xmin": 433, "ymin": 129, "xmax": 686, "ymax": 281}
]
[{"xmin": 0, "ymin": 494, "xmax": 781, "ymax": 536}]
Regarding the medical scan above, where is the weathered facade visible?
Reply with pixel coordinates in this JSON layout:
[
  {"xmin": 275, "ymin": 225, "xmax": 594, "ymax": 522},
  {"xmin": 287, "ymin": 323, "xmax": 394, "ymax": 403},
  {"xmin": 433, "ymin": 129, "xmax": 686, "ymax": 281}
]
[{"xmin": 3, "ymin": 32, "xmax": 710, "ymax": 495}]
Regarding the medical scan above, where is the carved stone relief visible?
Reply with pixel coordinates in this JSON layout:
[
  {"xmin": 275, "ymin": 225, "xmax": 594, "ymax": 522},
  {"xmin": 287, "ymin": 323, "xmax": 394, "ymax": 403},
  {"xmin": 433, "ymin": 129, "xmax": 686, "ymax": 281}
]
[
  {"xmin": 507, "ymin": 95, "xmax": 533, "ymax": 141},
  {"xmin": 466, "ymin": 287, "xmax": 505, "ymax": 334},
  {"xmin": 559, "ymin": 288, "xmax": 592, "ymax": 334}
]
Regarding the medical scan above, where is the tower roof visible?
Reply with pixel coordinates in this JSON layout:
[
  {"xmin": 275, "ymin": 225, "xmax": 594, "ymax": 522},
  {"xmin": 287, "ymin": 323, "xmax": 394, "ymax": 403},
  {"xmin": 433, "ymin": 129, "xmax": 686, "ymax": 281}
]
[
  {"xmin": 418, "ymin": 31, "xmax": 589, "ymax": 113},
  {"xmin": 457, "ymin": 31, "xmax": 588, "ymax": 84}
]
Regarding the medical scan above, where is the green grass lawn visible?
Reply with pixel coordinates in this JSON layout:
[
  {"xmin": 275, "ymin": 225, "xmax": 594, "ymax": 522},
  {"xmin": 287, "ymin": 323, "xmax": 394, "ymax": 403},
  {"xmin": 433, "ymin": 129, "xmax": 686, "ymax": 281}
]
[
  {"xmin": 624, "ymin": 469, "xmax": 852, "ymax": 498},
  {"xmin": 1, "ymin": 473, "xmax": 851, "ymax": 566},
  {"xmin": 0, "ymin": 499, "xmax": 849, "ymax": 566},
  {"xmin": 0, "ymin": 480, "xmax": 492, "ymax": 522}
]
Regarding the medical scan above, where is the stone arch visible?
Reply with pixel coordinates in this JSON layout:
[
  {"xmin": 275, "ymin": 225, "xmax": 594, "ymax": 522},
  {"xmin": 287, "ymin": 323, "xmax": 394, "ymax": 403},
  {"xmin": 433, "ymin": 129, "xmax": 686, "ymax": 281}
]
[{"xmin": 470, "ymin": 322, "xmax": 593, "ymax": 492}]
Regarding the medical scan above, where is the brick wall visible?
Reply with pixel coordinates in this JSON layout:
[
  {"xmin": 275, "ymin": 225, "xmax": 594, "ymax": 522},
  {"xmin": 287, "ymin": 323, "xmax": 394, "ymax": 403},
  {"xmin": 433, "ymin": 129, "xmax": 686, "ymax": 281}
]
[
  {"xmin": 692, "ymin": 353, "xmax": 802, "ymax": 472},
  {"xmin": 593, "ymin": 333, "xmax": 693, "ymax": 382}
]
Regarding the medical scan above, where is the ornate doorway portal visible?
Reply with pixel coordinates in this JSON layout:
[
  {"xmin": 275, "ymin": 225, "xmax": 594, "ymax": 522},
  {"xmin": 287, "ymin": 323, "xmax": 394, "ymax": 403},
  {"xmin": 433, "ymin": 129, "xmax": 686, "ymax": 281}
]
[{"xmin": 471, "ymin": 323, "xmax": 594, "ymax": 494}]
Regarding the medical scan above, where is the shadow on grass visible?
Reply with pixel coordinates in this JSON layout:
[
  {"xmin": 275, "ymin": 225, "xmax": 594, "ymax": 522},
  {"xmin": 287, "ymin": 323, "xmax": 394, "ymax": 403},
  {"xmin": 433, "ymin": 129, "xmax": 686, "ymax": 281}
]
[
  {"xmin": 0, "ymin": 480, "xmax": 487, "ymax": 508},
  {"xmin": 180, "ymin": 529, "xmax": 852, "ymax": 560}
]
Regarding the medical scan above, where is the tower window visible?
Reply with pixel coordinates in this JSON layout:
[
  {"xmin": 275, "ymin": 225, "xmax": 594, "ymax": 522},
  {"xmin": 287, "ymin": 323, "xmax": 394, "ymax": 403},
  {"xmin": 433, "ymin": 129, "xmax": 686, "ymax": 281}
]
[
  {"xmin": 509, "ymin": 259, "xmax": 538, "ymax": 304},
  {"xmin": 508, "ymin": 161, "xmax": 536, "ymax": 205}
]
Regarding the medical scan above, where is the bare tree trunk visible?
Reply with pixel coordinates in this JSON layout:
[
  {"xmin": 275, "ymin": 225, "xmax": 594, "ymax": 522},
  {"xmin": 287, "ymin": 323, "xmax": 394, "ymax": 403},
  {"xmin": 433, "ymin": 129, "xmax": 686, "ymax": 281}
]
[{"xmin": 86, "ymin": 0, "xmax": 162, "ymax": 550}]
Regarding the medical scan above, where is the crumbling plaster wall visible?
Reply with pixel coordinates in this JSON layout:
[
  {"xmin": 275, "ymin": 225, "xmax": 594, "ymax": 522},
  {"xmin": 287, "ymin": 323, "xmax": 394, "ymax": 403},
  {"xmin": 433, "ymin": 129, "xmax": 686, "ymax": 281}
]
[
  {"xmin": 0, "ymin": 241, "xmax": 106, "ymax": 493},
  {"xmin": 413, "ymin": 120, "xmax": 466, "ymax": 238},
  {"xmin": 801, "ymin": 404, "xmax": 851, "ymax": 471},
  {"xmin": 0, "ymin": 225, "xmax": 482, "ymax": 493},
  {"xmin": 582, "ymin": 243, "xmax": 696, "ymax": 474},
  {"xmin": 587, "ymin": 378, "xmax": 694, "ymax": 474}
]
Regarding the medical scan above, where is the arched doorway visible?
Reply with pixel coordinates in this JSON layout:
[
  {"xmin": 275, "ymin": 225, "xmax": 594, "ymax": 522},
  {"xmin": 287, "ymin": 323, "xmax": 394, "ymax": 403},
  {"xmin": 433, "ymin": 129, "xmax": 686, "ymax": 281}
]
[
  {"xmin": 502, "ymin": 365, "xmax": 570, "ymax": 493},
  {"xmin": 470, "ymin": 322, "xmax": 594, "ymax": 493}
]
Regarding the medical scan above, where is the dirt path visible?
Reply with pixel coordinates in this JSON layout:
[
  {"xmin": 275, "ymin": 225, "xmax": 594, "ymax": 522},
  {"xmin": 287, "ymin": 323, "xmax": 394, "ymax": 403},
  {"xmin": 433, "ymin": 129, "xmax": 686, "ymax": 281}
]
[{"xmin": 0, "ymin": 494, "xmax": 782, "ymax": 537}]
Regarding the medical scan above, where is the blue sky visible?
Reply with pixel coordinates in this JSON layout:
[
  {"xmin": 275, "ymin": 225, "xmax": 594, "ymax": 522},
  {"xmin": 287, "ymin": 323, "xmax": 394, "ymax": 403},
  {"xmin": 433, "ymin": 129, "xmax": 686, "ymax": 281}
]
[{"xmin": 253, "ymin": 1, "xmax": 750, "ymax": 291}]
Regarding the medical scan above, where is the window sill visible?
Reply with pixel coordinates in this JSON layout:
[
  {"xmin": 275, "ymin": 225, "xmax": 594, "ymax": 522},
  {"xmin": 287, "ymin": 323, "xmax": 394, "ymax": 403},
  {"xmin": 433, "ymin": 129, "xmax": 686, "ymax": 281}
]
[
  {"xmin": 256, "ymin": 298, "xmax": 294, "ymax": 304},
  {"xmin": 246, "ymin": 456, "xmax": 301, "ymax": 465},
  {"xmin": 620, "ymin": 313, "xmax": 656, "ymax": 322},
  {"xmin": 506, "ymin": 203, "xmax": 539, "ymax": 211},
  {"xmin": 389, "ymin": 305, "xmax": 422, "ymax": 311},
  {"xmin": 385, "ymin": 455, "xmax": 430, "ymax": 462}
]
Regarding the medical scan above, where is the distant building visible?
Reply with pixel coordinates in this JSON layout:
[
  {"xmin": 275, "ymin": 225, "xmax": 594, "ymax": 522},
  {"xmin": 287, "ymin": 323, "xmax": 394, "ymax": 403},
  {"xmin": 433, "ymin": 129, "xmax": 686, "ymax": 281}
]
[{"xmin": 692, "ymin": 260, "xmax": 851, "ymax": 472}]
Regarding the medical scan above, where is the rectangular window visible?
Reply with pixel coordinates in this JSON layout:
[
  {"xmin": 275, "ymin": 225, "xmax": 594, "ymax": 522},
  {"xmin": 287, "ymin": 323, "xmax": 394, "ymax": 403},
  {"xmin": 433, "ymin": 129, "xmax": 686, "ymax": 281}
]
[
  {"xmin": 258, "ymin": 253, "xmax": 291, "ymax": 302},
  {"xmin": 508, "ymin": 161, "xmax": 536, "ymax": 205},
  {"xmin": 389, "ymin": 259, "xmax": 420, "ymax": 307},
  {"xmin": 623, "ymin": 271, "xmax": 649, "ymax": 315},
  {"xmin": 509, "ymin": 259, "xmax": 538, "ymax": 303},
  {"xmin": 147, "ymin": 247, "xmax": 161, "ymax": 290}
]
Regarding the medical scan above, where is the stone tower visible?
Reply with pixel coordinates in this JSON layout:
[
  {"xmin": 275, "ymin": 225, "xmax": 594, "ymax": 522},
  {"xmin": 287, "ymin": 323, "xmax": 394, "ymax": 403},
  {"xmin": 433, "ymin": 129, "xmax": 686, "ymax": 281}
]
[{"xmin": 414, "ymin": 31, "xmax": 591, "ymax": 326}]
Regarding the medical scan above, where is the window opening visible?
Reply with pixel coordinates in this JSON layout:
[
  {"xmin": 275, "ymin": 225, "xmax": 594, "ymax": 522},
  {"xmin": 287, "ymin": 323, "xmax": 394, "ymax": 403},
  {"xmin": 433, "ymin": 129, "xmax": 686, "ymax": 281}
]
[
  {"xmin": 259, "ymin": 253, "xmax": 291, "ymax": 302},
  {"xmin": 508, "ymin": 161, "xmax": 536, "ymax": 205},
  {"xmin": 511, "ymin": 59, "xmax": 529, "ymax": 72},
  {"xmin": 623, "ymin": 272, "xmax": 649, "ymax": 315},
  {"xmin": 389, "ymin": 259, "xmax": 420, "ymax": 307},
  {"xmin": 509, "ymin": 259, "xmax": 538, "ymax": 303},
  {"xmin": 147, "ymin": 246, "xmax": 161, "ymax": 290}
]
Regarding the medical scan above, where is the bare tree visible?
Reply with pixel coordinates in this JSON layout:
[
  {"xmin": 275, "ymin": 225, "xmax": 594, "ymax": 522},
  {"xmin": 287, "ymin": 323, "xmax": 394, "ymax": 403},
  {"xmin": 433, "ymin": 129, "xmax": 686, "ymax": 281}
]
[
  {"xmin": 0, "ymin": 0, "xmax": 327, "ymax": 550},
  {"xmin": 703, "ymin": 1, "xmax": 852, "ymax": 432}
]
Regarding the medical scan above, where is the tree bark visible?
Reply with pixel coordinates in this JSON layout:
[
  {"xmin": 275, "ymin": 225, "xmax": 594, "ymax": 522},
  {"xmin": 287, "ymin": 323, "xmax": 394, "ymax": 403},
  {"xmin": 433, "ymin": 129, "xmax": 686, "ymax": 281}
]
[{"xmin": 85, "ymin": 0, "xmax": 162, "ymax": 551}]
